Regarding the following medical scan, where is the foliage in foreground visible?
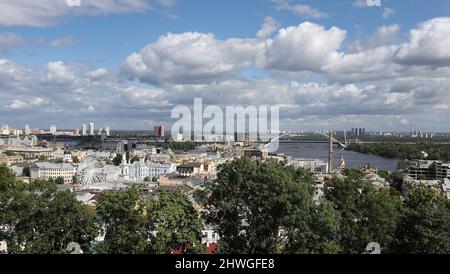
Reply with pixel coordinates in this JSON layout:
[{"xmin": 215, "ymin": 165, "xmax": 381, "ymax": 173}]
[{"xmin": 1, "ymin": 160, "xmax": 450, "ymax": 254}]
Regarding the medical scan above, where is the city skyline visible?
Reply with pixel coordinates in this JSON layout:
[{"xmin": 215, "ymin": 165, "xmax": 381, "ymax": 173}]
[
  {"xmin": 3, "ymin": 121, "xmax": 450, "ymax": 137},
  {"xmin": 1, "ymin": 1, "xmax": 450, "ymax": 131}
]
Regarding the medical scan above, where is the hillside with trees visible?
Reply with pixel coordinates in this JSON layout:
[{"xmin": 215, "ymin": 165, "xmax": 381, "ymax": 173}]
[
  {"xmin": 1, "ymin": 160, "xmax": 450, "ymax": 254},
  {"xmin": 348, "ymin": 143, "xmax": 450, "ymax": 161}
]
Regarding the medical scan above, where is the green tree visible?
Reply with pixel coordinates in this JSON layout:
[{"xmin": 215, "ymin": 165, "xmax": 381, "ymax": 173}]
[
  {"xmin": 22, "ymin": 166, "xmax": 31, "ymax": 177},
  {"xmin": 38, "ymin": 155, "xmax": 48, "ymax": 161},
  {"xmin": 112, "ymin": 154, "xmax": 122, "ymax": 166},
  {"xmin": 390, "ymin": 185, "xmax": 450, "ymax": 253},
  {"xmin": 193, "ymin": 189, "xmax": 208, "ymax": 205},
  {"xmin": 325, "ymin": 176, "xmax": 402, "ymax": 254},
  {"xmin": 130, "ymin": 156, "xmax": 140, "ymax": 164},
  {"xmin": 0, "ymin": 164, "xmax": 18, "ymax": 192},
  {"xmin": 348, "ymin": 142, "xmax": 450, "ymax": 162},
  {"xmin": 284, "ymin": 199, "xmax": 341, "ymax": 254},
  {"xmin": 55, "ymin": 177, "xmax": 64, "ymax": 185},
  {"xmin": 163, "ymin": 142, "xmax": 200, "ymax": 151},
  {"xmin": 389, "ymin": 172, "xmax": 404, "ymax": 192},
  {"xmin": 377, "ymin": 169, "xmax": 390, "ymax": 179},
  {"xmin": 0, "ymin": 174, "xmax": 98, "ymax": 254},
  {"xmin": 95, "ymin": 187, "xmax": 150, "ymax": 254},
  {"xmin": 29, "ymin": 179, "xmax": 57, "ymax": 192},
  {"xmin": 204, "ymin": 158, "xmax": 331, "ymax": 254},
  {"xmin": 147, "ymin": 190, "xmax": 203, "ymax": 254}
]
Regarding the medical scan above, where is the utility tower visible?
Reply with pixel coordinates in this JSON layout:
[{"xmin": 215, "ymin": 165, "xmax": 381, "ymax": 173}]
[{"xmin": 328, "ymin": 130, "xmax": 334, "ymax": 174}]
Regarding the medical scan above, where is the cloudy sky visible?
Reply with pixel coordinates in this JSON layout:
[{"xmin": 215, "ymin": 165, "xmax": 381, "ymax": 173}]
[{"xmin": 1, "ymin": 0, "xmax": 450, "ymax": 132}]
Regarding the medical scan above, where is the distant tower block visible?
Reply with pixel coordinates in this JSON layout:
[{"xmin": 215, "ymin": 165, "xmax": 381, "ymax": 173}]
[
  {"xmin": 154, "ymin": 126, "xmax": 165, "ymax": 138},
  {"xmin": 89, "ymin": 122, "xmax": 95, "ymax": 136},
  {"xmin": 25, "ymin": 124, "xmax": 31, "ymax": 135},
  {"xmin": 82, "ymin": 124, "xmax": 87, "ymax": 136}
]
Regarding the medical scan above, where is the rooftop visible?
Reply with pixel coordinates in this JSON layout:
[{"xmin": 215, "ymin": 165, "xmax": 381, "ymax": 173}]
[{"xmin": 32, "ymin": 161, "xmax": 75, "ymax": 169}]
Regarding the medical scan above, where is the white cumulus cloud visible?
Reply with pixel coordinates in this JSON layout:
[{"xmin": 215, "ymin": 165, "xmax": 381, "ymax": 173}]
[
  {"xmin": 260, "ymin": 22, "xmax": 346, "ymax": 72},
  {"xmin": 122, "ymin": 32, "xmax": 263, "ymax": 84},
  {"xmin": 395, "ymin": 17, "xmax": 450, "ymax": 66}
]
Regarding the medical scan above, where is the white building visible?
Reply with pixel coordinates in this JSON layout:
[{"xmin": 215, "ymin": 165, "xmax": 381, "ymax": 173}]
[
  {"xmin": 63, "ymin": 152, "xmax": 72, "ymax": 162},
  {"xmin": 201, "ymin": 226, "xmax": 220, "ymax": 245},
  {"xmin": 82, "ymin": 124, "xmax": 87, "ymax": 136},
  {"xmin": 49, "ymin": 125, "xmax": 57, "ymax": 135},
  {"xmin": 176, "ymin": 163, "xmax": 204, "ymax": 177},
  {"xmin": 89, "ymin": 122, "xmax": 95, "ymax": 136},
  {"xmin": 24, "ymin": 124, "xmax": 31, "ymax": 135},
  {"xmin": 119, "ymin": 154, "xmax": 177, "ymax": 182},
  {"xmin": 1, "ymin": 136, "xmax": 38, "ymax": 147},
  {"xmin": 288, "ymin": 159, "xmax": 328, "ymax": 174},
  {"xmin": 363, "ymin": 172, "xmax": 389, "ymax": 189},
  {"xmin": 1, "ymin": 124, "xmax": 10, "ymax": 135},
  {"xmin": 53, "ymin": 149, "xmax": 65, "ymax": 159},
  {"xmin": 102, "ymin": 165, "xmax": 121, "ymax": 182},
  {"xmin": 0, "ymin": 240, "xmax": 7, "ymax": 254},
  {"xmin": 30, "ymin": 162, "xmax": 76, "ymax": 184},
  {"xmin": 6, "ymin": 147, "xmax": 52, "ymax": 159}
]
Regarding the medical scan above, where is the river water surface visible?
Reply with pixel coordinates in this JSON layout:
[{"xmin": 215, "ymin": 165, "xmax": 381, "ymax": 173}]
[{"xmin": 276, "ymin": 142, "xmax": 397, "ymax": 171}]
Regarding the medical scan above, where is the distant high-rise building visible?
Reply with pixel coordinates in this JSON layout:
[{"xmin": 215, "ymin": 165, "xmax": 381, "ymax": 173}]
[
  {"xmin": 24, "ymin": 124, "xmax": 31, "ymax": 135},
  {"xmin": 105, "ymin": 126, "xmax": 110, "ymax": 136},
  {"xmin": 49, "ymin": 125, "xmax": 57, "ymax": 135},
  {"xmin": 82, "ymin": 124, "xmax": 87, "ymax": 136},
  {"xmin": 74, "ymin": 128, "xmax": 80, "ymax": 135},
  {"xmin": 89, "ymin": 122, "xmax": 95, "ymax": 136},
  {"xmin": 154, "ymin": 126, "xmax": 164, "ymax": 138},
  {"xmin": 358, "ymin": 128, "xmax": 366, "ymax": 136}
]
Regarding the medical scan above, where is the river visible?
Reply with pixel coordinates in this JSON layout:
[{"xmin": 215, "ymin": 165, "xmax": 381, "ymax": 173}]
[{"xmin": 276, "ymin": 142, "xmax": 397, "ymax": 171}]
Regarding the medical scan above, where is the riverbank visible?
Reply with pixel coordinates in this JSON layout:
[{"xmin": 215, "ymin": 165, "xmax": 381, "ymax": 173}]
[{"xmin": 347, "ymin": 143, "xmax": 450, "ymax": 162}]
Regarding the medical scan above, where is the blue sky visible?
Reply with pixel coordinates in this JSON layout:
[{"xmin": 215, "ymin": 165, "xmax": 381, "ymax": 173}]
[
  {"xmin": 1, "ymin": 0, "xmax": 450, "ymax": 131},
  {"xmin": 3, "ymin": 0, "xmax": 449, "ymax": 67}
]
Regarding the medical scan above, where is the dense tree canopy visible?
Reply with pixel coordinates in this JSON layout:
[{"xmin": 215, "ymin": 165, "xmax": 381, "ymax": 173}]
[
  {"xmin": 1, "ymin": 159, "xmax": 450, "ymax": 254},
  {"xmin": 95, "ymin": 187, "xmax": 203, "ymax": 254},
  {"xmin": 112, "ymin": 154, "xmax": 123, "ymax": 166},
  {"xmin": 325, "ymin": 177, "xmax": 402, "ymax": 254},
  {"xmin": 348, "ymin": 143, "xmax": 450, "ymax": 161},
  {"xmin": 163, "ymin": 142, "xmax": 200, "ymax": 151},
  {"xmin": 148, "ymin": 190, "xmax": 203, "ymax": 254},
  {"xmin": 203, "ymin": 158, "xmax": 341, "ymax": 254},
  {"xmin": 390, "ymin": 185, "xmax": 450, "ymax": 254},
  {"xmin": 95, "ymin": 187, "xmax": 150, "ymax": 254},
  {"xmin": 0, "ymin": 165, "xmax": 98, "ymax": 254}
]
